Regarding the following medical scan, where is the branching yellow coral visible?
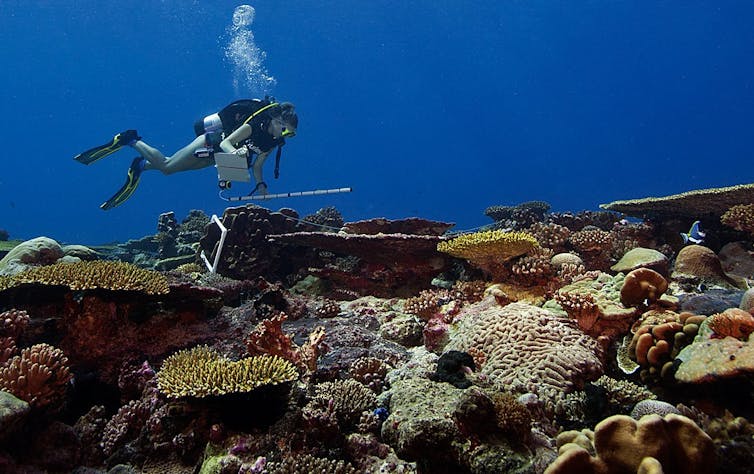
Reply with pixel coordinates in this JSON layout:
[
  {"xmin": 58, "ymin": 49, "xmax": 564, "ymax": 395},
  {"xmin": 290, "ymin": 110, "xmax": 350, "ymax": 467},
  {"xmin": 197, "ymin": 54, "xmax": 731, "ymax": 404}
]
[
  {"xmin": 156, "ymin": 345, "xmax": 298, "ymax": 398},
  {"xmin": 721, "ymin": 204, "xmax": 754, "ymax": 235},
  {"xmin": 437, "ymin": 230, "xmax": 538, "ymax": 280},
  {"xmin": 13, "ymin": 260, "xmax": 169, "ymax": 295}
]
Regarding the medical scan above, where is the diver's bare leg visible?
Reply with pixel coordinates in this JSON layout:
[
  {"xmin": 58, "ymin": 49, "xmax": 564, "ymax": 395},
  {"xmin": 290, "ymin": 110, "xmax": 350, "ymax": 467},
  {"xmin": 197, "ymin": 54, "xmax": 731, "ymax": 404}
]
[{"xmin": 131, "ymin": 135, "xmax": 212, "ymax": 175}]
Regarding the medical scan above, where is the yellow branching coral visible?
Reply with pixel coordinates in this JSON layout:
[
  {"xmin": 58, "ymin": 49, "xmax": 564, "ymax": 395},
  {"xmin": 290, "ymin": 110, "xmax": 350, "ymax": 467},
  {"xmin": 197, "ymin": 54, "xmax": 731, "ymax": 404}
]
[
  {"xmin": 437, "ymin": 230, "xmax": 538, "ymax": 279},
  {"xmin": 156, "ymin": 345, "xmax": 298, "ymax": 398},
  {"xmin": 0, "ymin": 343, "xmax": 73, "ymax": 409},
  {"xmin": 721, "ymin": 204, "xmax": 754, "ymax": 235},
  {"xmin": 13, "ymin": 260, "xmax": 169, "ymax": 295}
]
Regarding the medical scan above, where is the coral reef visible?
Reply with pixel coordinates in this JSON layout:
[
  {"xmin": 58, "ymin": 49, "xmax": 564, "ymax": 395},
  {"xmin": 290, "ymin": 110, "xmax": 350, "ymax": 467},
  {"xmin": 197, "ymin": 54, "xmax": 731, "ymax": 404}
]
[{"xmin": 156, "ymin": 345, "xmax": 298, "ymax": 398}]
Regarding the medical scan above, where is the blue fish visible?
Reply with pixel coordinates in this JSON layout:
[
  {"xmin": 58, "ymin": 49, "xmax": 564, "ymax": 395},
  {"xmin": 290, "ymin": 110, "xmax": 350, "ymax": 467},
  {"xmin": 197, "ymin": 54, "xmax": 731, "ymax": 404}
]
[{"xmin": 681, "ymin": 220, "xmax": 706, "ymax": 244}]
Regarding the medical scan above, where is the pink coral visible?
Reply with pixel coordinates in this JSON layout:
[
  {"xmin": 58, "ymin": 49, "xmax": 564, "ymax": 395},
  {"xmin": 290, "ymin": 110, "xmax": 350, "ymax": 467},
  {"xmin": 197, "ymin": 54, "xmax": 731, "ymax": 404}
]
[{"xmin": 0, "ymin": 343, "xmax": 72, "ymax": 410}]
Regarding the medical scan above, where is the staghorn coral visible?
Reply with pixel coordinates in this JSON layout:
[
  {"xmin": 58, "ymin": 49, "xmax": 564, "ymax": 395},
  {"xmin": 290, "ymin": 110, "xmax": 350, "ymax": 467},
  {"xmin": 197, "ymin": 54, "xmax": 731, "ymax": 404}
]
[
  {"xmin": 0, "ymin": 343, "xmax": 72, "ymax": 409},
  {"xmin": 545, "ymin": 414, "xmax": 715, "ymax": 474},
  {"xmin": 446, "ymin": 298, "xmax": 604, "ymax": 406},
  {"xmin": 437, "ymin": 230, "xmax": 539, "ymax": 280},
  {"xmin": 265, "ymin": 454, "xmax": 358, "ymax": 474},
  {"xmin": 0, "ymin": 308, "xmax": 29, "ymax": 338},
  {"xmin": 155, "ymin": 345, "xmax": 298, "ymax": 398},
  {"xmin": 350, "ymin": 356, "xmax": 390, "ymax": 393},
  {"xmin": 620, "ymin": 268, "xmax": 668, "ymax": 307},
  {"xmin": 13, "ymin": 260, "xmax": 169, "ymax": 294},
  {"xmin": 721, "ymin": 203, "xmax": 754, "ymax": 234}
]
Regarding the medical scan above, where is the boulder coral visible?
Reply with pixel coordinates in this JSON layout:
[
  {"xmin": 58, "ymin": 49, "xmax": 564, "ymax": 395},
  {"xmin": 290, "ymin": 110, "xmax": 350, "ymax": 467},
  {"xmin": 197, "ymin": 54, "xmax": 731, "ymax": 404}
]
[
  {"xmin": 671, "ymin": 245, "xmax": 738, "ymax": 288},
  {"xmin": 446, "ymin": 298, "xmax": 604, "ymax": 405},
  {"xmin": 545, "ymin": 413, "xmax": 715, "ymax": 474}
]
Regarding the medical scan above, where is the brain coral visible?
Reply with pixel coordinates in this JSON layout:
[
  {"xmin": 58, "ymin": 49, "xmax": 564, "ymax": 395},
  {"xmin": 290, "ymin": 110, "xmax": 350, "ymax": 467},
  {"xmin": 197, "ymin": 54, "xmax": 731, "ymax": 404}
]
[
  {"xmin": 446, "ymin": 298, "xmax": 604, "ymax": 405},
  {"xmin": 13, "ymin": 260, "xmax": 169, "ymax": 294},
  {"xmin": 156, "ymin": 345, "xmax": 298, "ymax": 398},
  {"xmin": 437, "ymin": 230, "xmax": 538, "ymax": 279}
]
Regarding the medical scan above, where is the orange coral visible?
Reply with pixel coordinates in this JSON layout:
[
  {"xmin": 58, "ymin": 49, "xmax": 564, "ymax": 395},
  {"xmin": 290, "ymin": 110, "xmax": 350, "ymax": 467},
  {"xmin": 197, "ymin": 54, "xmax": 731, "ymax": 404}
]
[
  {"xmin": 0, "ymin": 343, "xmax": 72, "ymax": 409},
  {"xmin": 707, "ymin": 308, "xmax": 754, "ymax": 340},
  {"xmin": 245, "ymin": 313, "xmax": 327, "ymax": 373},
  {"xmin": 620, "ymin": 268, "xmax": 668, "ymax": 307}
]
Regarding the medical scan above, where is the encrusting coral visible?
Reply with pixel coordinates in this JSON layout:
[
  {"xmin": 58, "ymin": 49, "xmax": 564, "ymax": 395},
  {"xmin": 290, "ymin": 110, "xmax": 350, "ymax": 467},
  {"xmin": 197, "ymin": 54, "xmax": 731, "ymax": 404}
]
[
  {"xmin": 0, "ymin": 343, "xmax": 73, "ymax": 409},
  {"xmin": 155, "ymin": 345, "xmax": 298, "ymax": 398},
  {"xmin": 11, "ymin": 260, "xmax": 169, "ymax": 294},
  {"xmin": 437, "ymin": 230, "xmax": 539, "ymax": 280}
]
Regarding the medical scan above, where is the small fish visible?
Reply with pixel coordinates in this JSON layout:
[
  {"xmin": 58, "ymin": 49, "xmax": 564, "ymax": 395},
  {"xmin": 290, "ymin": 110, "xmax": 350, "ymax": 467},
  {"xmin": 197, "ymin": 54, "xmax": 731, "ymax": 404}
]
[{"xmin": 681, "ymin": 220, "xmax": 706, "ymax": 244}]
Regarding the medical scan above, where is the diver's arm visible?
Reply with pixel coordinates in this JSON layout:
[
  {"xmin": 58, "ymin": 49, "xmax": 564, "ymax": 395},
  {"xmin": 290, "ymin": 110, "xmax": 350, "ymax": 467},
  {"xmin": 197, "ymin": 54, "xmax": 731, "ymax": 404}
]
[
  {"xmin": 219, "ymin": 124, "xmax": 252, "ymax": 153},
  {"xmin": 252, "ymin": 151, "xmax": 270, "ymax": 193}
]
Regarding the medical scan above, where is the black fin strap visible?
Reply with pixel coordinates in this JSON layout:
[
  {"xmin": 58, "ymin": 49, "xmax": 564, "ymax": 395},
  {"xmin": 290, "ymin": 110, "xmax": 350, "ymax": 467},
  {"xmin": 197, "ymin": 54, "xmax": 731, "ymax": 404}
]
[
  {"xmin": 274, "ymin": 143, "xmax": 283, "ymax": 179},
  {"xmin": 247, "ymin": 181, "xmax": 268, "ymax": 196}
]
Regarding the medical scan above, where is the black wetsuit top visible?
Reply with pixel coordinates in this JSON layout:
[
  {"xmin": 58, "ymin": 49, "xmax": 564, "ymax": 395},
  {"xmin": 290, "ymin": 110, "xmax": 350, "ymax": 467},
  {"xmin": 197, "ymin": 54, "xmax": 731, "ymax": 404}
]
[{"xmin": 217, "ymin": 99, "xmax": 284, "ymax": 154}]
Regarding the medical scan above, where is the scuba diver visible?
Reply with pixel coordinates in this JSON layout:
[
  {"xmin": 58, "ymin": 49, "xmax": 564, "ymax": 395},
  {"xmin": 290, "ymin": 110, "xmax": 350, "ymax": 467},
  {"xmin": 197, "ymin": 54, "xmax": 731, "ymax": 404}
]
[{"xmin": 74, "ymin": 98, "xmax": 298, "ymax": 210}]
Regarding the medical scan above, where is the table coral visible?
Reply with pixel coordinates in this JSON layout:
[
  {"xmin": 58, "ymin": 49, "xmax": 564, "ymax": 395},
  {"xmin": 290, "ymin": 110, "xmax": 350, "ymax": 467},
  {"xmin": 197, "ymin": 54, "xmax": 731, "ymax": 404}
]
[
  {"xmin": 545, "ymin": 413, "xmax": 715, "ymax": 474},
  {"xmin": 446, "ymin": 298, "xmax": 604, "ymax": 406},
  {"xmin": 12, "ymin": 260, "xmax": 169, "ymax": 294},
  {"xmin": 0, "ymin": 343, "xmax": 72, "ymax": 410},
  {"xmin": 437, "ymin": 230, "xmax": 538, "ymax": 280},
  {"xmin": 156, "ymin": 345, "xmax": 298, "ymax": 398}
]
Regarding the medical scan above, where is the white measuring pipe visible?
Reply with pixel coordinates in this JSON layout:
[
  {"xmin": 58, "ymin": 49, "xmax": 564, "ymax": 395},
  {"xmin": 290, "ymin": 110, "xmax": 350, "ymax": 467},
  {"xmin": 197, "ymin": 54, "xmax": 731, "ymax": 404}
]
[
  {"xmin": 226, "ymin": 187, "xmax": 352, "ymax": 202},
  {"xmin": 199, "ymin": 214, "xmax": 228, "ymax": 274}
]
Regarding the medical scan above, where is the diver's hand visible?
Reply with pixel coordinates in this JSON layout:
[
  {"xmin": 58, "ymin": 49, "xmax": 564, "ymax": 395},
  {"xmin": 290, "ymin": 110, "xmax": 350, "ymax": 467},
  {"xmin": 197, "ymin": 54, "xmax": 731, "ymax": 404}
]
[{"xmin": 234, "ymin": 145, "xmax": 249, "ymax": 158}]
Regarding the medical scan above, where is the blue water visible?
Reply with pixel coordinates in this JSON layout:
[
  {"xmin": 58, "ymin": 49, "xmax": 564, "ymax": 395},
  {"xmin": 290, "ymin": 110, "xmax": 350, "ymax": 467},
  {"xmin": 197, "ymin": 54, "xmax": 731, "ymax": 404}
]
[{"xmin": 2, "ymin": 1, "xmax": 753, "ymax": 245}]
